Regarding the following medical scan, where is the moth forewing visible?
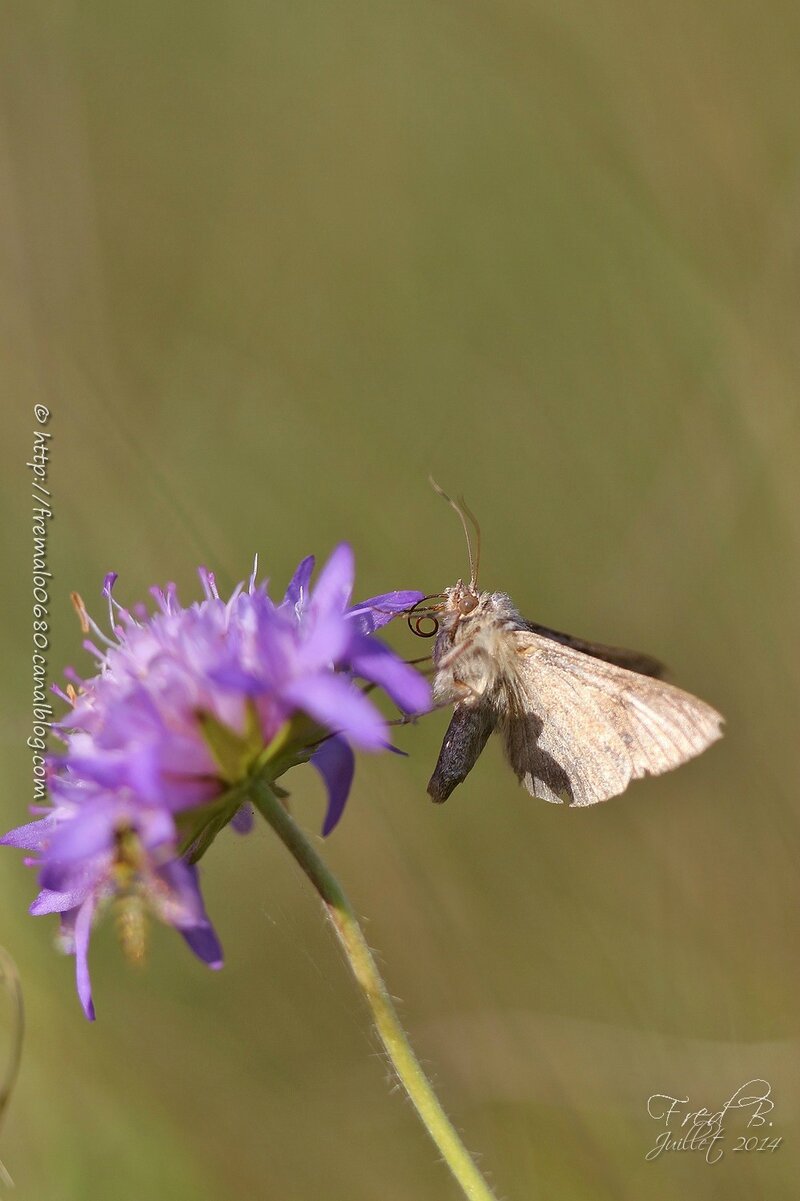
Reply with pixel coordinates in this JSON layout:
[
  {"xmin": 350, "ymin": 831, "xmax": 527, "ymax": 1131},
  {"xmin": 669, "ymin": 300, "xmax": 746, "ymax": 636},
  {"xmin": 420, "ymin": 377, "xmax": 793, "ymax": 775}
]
[{"xmin": 501, "ymin": 630, "xmax": 724, "ymax": 806}]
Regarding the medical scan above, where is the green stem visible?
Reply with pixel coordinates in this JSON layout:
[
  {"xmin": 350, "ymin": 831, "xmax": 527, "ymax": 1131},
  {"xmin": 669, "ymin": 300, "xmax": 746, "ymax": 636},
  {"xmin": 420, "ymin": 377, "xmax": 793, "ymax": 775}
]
[{"xmin": 250, "ymin": 778, "xmax": 499, "ymax": 1201}]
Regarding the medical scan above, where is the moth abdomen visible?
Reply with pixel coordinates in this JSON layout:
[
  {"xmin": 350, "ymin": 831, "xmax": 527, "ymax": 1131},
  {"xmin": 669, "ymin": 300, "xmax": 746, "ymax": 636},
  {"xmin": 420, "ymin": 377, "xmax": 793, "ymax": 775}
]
[{"xmin": 427, "ymin": 702, "xmax": 496, "ymax": 803}]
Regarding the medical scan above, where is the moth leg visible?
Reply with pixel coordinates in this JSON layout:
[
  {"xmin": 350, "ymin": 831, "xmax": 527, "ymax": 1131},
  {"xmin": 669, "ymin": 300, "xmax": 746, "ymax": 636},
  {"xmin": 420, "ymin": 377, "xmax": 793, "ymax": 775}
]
[
  {"xmin": 434, "ymin": 636, "xmax": 478, "ymax": 674},
  {"xmin": 387, "ymin": 697, "xmax": 453, "ymax": 728},
  {"xmin": 360, "ymin": 654, "xmax": 435, "ymax": 701},
  {"xmin": 451, "ymin": 676, "xmax": 482, "ymax": 701},
  {"xmin": 389, "ymin": 676, "xmax": 479, "ymax": 731},
  {"xmin": 432, "ymin": 670, "xmax": 484, "ymax": 712},
  {"xmin": 407, "ymin": 654, "xmax": 437, "ymax": 678}
]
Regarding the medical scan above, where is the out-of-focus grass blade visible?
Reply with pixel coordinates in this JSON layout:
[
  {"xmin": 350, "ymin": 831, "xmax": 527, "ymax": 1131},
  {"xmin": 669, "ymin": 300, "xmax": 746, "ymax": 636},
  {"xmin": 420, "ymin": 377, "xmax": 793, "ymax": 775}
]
[{"xmin": 0, "ymin": 948, "xmax": 24, "ymax": 1189}]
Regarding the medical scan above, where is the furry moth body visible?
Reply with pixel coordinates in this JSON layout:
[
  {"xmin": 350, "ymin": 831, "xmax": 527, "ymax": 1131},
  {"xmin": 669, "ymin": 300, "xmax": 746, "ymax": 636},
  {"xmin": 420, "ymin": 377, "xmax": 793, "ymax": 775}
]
[{"xmin": 428, "ymin": 581, "xmax": 724, "ymax": 806}]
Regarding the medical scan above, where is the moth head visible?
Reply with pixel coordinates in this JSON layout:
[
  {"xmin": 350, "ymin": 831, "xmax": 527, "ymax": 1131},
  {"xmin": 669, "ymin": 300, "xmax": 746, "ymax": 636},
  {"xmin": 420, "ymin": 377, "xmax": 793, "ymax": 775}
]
[{"xmin": 449, "ymin": 578, "xmax": 480, "ymax": 616}]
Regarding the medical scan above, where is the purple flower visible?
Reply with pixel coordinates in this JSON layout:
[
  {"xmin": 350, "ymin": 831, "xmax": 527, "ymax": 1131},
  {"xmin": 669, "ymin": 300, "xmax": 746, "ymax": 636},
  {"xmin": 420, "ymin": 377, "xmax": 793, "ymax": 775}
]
[
  {"xmin": 3, "ymin": 802, "xmax": 221, "ymax": 1021},
  {"xmin": 2, "ymin": 547, "xmax": 430, "ymax": 1018}
]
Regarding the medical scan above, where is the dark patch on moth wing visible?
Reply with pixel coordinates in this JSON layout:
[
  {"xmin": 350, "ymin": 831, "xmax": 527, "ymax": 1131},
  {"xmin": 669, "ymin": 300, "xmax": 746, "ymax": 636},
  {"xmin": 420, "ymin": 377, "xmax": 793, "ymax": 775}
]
[
  {"xmin": 501, "ymin": 708, "xmax": 575, "ymax": 805},
  {"xmin": 523, "ymin": 620, "xmax": 666, "ymax": 679},
  {"xmin": 427, "ymin": 702, "xmax": 496, "ymax": 803}
]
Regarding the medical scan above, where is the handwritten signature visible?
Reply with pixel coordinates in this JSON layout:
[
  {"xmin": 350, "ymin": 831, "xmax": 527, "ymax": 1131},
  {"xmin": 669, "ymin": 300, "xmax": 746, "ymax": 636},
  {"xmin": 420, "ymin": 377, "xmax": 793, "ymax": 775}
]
[{"xmin": 646, "ymin": 1079, "xmax": 782, "ymax": 1163}]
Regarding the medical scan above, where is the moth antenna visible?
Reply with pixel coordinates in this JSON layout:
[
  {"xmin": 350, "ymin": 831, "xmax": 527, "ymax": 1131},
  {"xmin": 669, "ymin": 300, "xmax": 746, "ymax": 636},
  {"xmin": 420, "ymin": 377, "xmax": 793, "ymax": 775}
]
[
  {"xmin": 429, "ymin": 476, "xmax": 479, "ymax": 590},
  {"xmin": 456, "ymin": 494, "xmax": 481, "ymax": 589}
]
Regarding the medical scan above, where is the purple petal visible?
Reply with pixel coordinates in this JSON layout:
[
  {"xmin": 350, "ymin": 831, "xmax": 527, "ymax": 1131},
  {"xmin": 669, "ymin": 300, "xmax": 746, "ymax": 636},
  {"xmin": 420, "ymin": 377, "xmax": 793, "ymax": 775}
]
[
  {"xmin": 348, "ymin": 590, "xmax": 424, "ymax": 634},
  {"xmin": 209, "ymin": 663, "xmax": 267, "ymax": 694},
  {"xmin": 124, "ymin": 744, "xmax": 168, "ymax": 806},
  {"xmin": 153, "ymin": 858, "xmax": 207, "ymax": 926},
  {"xmin": 284, "ymin": 555, "xmax": 315, "ymax": 610},
  {"xmin": 40, "ymin": 856, "xmax": 102, "ymax": 895},
  {"xmin": 297, "ymin": 611, "xmax": 352, "ymax": 672},
  {"xmin": 147, "ymin": 856, "xmax": 221, "ymax": 965},
  {"xmin": 230, "ymin": 804, "xmax": 254, "ymax": 834},
  {"xmin": 283, "ymin": 673, "xmax": 387, "ymax": 750},
  {"xmin": 350, "ymin": 636, "xmax": 432, "ymax": 716},
  {"xmin": 31, "ymin": 882, "xmax": 93, "ymax": 915},
  {"xmin": 180, "ymin": 923, "xmax": 224, "ymax": 968},
  {"xmin": 42, "ymin": 805, "xmax": 115, "ymax": 875},
  {"xmin": 65, "ymin": 746, "xmax": 182, "ymax": 806},
  {"xmin": 74, "ymin": 896, "xmax": 97, "ymax": 1020},
  {"xmin": 61, "ymin": 753, "xmax": 127, "ymax": 790},
  {"xmin": 311, "ymin": 736, "xmax": 355, "ymax": 836},
  {"xmin": 137, "ymin": 806, "xmax": 178, "ymax": 851},
  {"xmin": 309, "ymin": 544, "xmax": 354, "ymax": 618},
  {"xmin": 1, "ymin": 814, "xmax": 61, "ymax": 851}
]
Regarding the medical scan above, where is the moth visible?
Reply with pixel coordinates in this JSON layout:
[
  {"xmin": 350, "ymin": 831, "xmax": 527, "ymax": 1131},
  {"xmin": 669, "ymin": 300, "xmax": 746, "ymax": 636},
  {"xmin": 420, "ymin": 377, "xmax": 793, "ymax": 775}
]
[{"xmin": 418, "ymin": 485, "xmax": 724, "ymax": 805}]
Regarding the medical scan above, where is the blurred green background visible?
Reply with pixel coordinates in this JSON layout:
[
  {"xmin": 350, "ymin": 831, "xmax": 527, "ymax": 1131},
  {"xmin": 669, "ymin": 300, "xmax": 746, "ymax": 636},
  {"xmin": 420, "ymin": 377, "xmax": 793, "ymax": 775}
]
[{"xmin": 2, "ymin": 2, "xmax": 799, "ymax": 1198}]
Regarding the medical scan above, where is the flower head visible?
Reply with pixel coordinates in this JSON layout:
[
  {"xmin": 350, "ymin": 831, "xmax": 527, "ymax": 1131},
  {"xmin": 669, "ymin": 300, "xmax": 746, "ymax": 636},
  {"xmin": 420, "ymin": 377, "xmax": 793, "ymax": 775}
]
[{"xmin": 3, "ymin": 547, "xmax": 429, "ymax": 1017}]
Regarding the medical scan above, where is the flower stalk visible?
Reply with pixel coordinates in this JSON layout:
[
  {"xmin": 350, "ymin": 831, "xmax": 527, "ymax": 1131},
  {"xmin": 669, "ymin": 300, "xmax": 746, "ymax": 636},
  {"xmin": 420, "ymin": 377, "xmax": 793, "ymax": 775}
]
[{"xmin": 250, "ymin": 777, "xmax": 498, "ymax": 1201}]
